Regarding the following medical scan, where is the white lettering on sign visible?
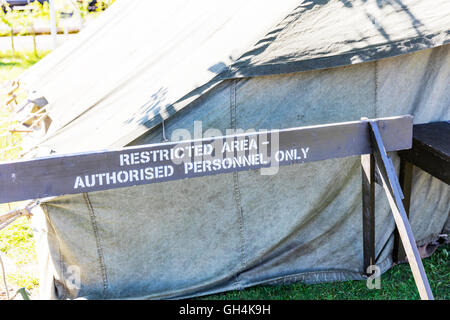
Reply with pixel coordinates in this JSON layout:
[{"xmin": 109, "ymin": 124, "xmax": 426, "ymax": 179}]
[
  {"xmin": 119, "ymin": 144, "xmax": 214, "ymax": 166},
  {"xmin": 73, "ymin": 141, "xmax": 310, "ymax": 191},
  {"xmin": 301, "ymin": 147, "xmax": 310, "ymax": 158},
  {"xmin": 73, "ymin": 165, "xmax": 174, "ymax": 189},
  {"xmin": 182, "ymin": 147, "xmax": 308, "ymax": 174},
  {"xmin": 183, "ymin": 153, "xmax": 269, "ymax": 174},
  {"xmin": 221, "ymin": 138, "xmax": 258, "ymax": 153}
]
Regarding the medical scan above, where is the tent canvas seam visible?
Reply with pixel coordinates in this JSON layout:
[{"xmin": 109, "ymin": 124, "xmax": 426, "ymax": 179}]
[
  {"xmin": 230, "ymin": 79, "xmax": 247, "ymax": 289},
  {"xmin": 83, "ymin": 192, "xmax": 109, "ymax": 298}
]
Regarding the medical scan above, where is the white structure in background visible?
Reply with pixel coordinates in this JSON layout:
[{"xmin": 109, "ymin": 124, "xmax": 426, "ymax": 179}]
[{"xmin": 49, "ymin": 0, "xmax": 57, "ymax": 50}]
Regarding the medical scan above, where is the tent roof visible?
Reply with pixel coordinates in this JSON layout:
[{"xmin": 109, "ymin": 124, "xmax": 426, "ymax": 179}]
[
  {"xmin": 18, "ymin": 0, "xmax": 450, "ymax": 155},
  {"xmin": 224, "ymin": 0, "xmax": 450, "ymax": 78}
]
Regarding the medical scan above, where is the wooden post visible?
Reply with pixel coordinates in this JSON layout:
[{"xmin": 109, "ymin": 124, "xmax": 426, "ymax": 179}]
[
  {"xmin": 369, "ymin": 121, "xmax": 433, "ymax": 300},
  {"xmin": 393, "ymin": 158, "xmax": 413, "ymax": 263},
  {"xmin": 361, "ymin": 153, "xmax": 375, "ymax": 275}
]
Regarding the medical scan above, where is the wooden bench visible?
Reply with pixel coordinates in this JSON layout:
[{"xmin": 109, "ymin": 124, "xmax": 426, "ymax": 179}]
[{"xmin": 393, "ymin": 121, "xmax": 450, "ymax": 263}]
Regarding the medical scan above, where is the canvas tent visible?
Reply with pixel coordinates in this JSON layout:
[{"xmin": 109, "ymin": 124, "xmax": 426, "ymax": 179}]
[{"xmin": 12, "ymin": 0, "xmax": 450, "ymax": 299}]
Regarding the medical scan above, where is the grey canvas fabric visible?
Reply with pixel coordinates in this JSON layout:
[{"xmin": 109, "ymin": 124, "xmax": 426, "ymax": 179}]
[
  {"xmin": 30, "ymin": 44, "xmax": 449, "ymax": 299},
  {"xmin": 225, "ymin": 0, "xmax": 450, "ymax": 78}
]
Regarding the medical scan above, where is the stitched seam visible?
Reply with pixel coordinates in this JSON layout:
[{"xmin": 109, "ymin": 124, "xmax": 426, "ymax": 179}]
[
  {"xmin": 234, "ymin": 172, "xmax": 246, "ymax": 269},
  {"xmin": 230, "ymin": 80, "xmax": 247, "ymax": 289},
  {"xmin": 83, "ymin": 193, "xmax": 108, "ymax": 298}
]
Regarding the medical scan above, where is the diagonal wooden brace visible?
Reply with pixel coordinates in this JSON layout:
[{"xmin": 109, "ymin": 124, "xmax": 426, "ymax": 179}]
[{"xmin": 369, "ymin": 120, "xmax": 433, "ymax": 300}]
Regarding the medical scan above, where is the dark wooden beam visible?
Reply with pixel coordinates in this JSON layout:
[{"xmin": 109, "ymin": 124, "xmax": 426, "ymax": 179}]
[
  {"xmin": 369, "ymin": 120, "xmax": 433, "ymax": 300},
  {"xmin": 361, "ymin": 153, "xmax": 375, "ymax": 275},
  {"xmin": 0, "ymin": 116, "xmax": 413, "ymax": 204},
  {"xmin": 393, "ymin": 158, "xmax": 413, "ymax": 264},
  {"xmin": 398, "ymin": 121, "xmax": 450, "ymax": 185}
]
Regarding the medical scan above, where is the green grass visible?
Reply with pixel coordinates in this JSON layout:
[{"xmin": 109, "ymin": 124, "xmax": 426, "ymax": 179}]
[
  {"xmin": 0, "ymin": 215, "xmax": 39, "ymax": 291},
  {"xmin": 0, "ymin": 215, "xmax": 36, "ymax": 265},
  {"xmin": 0, "ymin": 50, "xmax": 49, "ymax": 81},
  {"xmin": 0, "ymin": 50, "xmax": 47, "ymax": 297},
  {"xmin": 6, "ymin": 272, "xmax": 39, "ymax": 291},
  {"xmin": 202, "ymin": 245, "xmax": 449, "ymax": 300}
]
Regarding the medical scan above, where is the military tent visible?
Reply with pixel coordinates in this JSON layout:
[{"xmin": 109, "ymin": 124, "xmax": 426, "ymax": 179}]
[{"xmin": 13, "ymin": 0, "xmax": 450, "ymax": 299}]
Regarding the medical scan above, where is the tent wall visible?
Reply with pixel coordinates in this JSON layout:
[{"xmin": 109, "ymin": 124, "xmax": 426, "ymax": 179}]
[{"xmin": 32, "ymin": 45, "xmax": 450, "ymax": 299}]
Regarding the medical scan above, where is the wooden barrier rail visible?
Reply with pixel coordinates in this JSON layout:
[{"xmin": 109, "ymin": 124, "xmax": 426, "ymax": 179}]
[{"xmin": 0, "ymin": 116, "xmax": 412, "ymax": 202}]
